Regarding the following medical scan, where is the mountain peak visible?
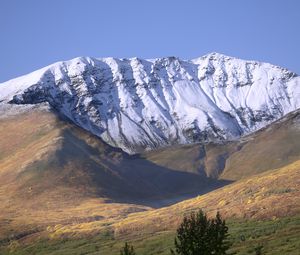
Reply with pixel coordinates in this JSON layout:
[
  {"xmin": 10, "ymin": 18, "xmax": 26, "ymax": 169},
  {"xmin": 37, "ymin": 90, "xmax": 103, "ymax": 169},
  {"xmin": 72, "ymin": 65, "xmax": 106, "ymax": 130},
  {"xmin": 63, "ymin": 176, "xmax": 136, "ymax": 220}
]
[
  {"xmin": 203, "ymin": 52, "xmax": 230, "ymax": 58},
  {"xmin": 191, "ymin": 52, "xmax": 232, "ymax": 62}
]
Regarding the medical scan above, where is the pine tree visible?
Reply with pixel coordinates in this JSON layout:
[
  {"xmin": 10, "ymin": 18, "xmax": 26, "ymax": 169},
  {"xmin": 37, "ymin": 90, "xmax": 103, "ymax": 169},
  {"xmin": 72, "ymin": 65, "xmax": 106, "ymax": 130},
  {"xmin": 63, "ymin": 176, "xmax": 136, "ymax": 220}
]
[
  {"xmin": 120, "ymin": 242, "xmax": 136, "ymax": 255},
  {"xmin": 171, "ymin": 210, "xmax": 233, "ymax": 255},
  {"xmin": 210, "ymin": 212, "xmax": 232, "ymax": 255}
]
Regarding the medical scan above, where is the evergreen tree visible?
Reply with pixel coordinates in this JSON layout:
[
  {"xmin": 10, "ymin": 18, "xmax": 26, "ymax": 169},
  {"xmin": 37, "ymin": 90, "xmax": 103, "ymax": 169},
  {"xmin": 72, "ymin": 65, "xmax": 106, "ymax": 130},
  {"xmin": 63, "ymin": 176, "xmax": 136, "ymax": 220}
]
[
  {"xmin": 171, "ymin": 210, "xmax": 233, "ymax": 255},
  {"xmin": 120, "ymin": 242, "xmax": 136, "ymax": 255}
]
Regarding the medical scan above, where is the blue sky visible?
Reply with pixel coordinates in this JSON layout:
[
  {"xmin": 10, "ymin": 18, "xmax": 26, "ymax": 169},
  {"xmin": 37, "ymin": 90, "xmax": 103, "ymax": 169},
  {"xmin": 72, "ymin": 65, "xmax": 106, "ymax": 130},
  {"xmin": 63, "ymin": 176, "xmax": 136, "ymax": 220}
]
[{"xmin": 1, "ymin": 0, "xmax": 299, "ymax": 82}]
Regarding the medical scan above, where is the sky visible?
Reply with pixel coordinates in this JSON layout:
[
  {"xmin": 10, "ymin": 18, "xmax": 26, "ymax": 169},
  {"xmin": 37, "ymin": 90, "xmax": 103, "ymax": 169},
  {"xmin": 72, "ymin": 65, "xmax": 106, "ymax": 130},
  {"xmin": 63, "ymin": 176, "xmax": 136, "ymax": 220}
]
[{"xmin": 0, "ymin": 0, "xmax": 299, "ymax": 82}]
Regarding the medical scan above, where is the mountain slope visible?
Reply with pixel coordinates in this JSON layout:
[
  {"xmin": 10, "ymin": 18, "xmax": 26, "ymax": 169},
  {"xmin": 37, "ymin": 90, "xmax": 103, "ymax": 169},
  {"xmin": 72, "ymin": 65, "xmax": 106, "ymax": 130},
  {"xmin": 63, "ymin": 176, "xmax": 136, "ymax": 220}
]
[
  {"xmin": 0, "ymin": 53, "xmax": 299, "ymax": 153},
  {"xmin": 0, "ymin": 104, "xmax": 227, "ymax": 201},
  {"xmin": 0, "ymin": 105, "xmax": 299, "ymax": 255},
  {"xmin": 0, "ymin": 105, "xmax": 299, "ymax": 240},
  {"xmin": 142, "ymin": 108, "xmax": 300, "ymax": 180},
  {"xmin": 113, "ymin": 159, "xmax": 300, "ymax": 237},
  {"xmin": 2, "ymin": 104, "xmax": 299, "ymax": 219},
  {"xmin": 0, "ymin": 104, "xmax": 230, "ymax": 238},
  {"xmin": 2, "ymin": 156, "xmax": 299, "ymax": 255}
]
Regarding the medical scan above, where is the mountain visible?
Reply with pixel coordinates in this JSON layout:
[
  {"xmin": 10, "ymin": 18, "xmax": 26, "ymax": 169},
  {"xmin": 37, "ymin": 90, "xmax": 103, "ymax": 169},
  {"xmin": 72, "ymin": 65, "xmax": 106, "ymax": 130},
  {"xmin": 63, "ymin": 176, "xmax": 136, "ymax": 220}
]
[
  {"xmin": 0, "ymin": 104, "xmax": 225, "ymax": 207},
  {"xmin": 0, "ymin": 104, "xmax": 299, "ymax": 239},
  {"xmin": 0, "ymin": 53, "xmax": 300, "ymax": 254},
  {"xmin": 0, "ymin": 103, "xmax": 232, "ymax": 233},
  {"xmin": 0, "ymin": 104, "xmax": 229, "ymax": 240},
  {"xmin": 142, "ymin": 108, "xmax": 300, "ymax": 180},
  {"xmin": 0, "ymin": 107, "xmax": 299, "ymax": 254},
  {"xmin": 0, "ymin": 53, "xmax": 299, "ymax": 153}
]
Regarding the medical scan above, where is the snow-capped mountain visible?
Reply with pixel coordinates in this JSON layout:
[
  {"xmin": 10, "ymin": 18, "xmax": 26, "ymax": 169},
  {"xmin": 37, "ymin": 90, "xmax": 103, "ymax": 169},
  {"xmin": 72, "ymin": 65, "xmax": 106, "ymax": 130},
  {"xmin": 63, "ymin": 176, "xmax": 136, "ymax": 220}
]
[{"xmin": 0, "ymin": 53, "xmax": 299, "ymax": 153}]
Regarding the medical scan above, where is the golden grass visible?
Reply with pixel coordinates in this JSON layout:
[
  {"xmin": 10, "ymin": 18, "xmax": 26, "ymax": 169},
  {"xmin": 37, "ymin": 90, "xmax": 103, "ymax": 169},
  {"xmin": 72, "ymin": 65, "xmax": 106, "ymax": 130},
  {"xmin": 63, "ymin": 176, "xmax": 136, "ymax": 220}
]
[
  {"xmin": 39, "ymin": 159, "xmax": 300, "ymax": 240},
  {"xmin": 108, "ymin": 159, "xmax": 300, "ymax": 238}
]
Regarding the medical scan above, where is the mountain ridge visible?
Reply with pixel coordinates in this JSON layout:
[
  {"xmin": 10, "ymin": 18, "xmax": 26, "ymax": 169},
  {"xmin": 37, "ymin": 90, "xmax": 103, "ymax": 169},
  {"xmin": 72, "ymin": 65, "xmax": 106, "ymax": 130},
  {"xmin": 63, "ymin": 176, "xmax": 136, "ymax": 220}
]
[{"xmin": 0, "ymin": 53, "xmax": 299, "ymax": 153}]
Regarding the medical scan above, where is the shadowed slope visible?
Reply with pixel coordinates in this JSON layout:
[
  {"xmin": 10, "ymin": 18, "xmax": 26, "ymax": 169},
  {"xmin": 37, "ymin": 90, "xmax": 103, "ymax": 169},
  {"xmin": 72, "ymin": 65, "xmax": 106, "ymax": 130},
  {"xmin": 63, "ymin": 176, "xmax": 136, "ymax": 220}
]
[{"xmin": 0, "ymin": 105, "xmax": 229, "ymax": 238}]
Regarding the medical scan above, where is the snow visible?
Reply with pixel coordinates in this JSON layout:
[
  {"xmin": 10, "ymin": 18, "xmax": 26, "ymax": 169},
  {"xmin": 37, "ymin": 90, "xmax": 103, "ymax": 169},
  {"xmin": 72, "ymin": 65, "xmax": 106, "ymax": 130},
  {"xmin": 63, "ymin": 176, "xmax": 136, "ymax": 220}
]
[{"xmin": 0, "ymin": 52, "xmax": 299, "ymax": 153}]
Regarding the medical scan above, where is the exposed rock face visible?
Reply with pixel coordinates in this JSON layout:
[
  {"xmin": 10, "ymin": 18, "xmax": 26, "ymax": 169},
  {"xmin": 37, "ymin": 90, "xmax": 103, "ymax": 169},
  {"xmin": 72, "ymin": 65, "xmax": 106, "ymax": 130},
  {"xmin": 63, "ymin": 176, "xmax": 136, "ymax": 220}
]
[{"xmin": 0, "ymin": 53, "xmax": 299, "ymax": 153}]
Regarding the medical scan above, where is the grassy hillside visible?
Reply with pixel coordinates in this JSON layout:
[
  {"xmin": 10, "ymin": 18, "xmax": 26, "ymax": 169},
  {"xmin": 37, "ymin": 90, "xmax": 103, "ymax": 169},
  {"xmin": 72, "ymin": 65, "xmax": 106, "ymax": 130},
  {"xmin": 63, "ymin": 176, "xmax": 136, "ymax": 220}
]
[
  {"xmin": 0, "ymin": 107, "xmax": 227, "ymax": 239},
  {"xmin": 1, "ymin": 159, "xmax": 299, "ymax": 254},
  {"xmin": 112, "ymin": 159, "xmax": 300, "ymax": 238},
  {"xmin": 221, "ymin": 110, "xmax": 300, "ymax": 180}
]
